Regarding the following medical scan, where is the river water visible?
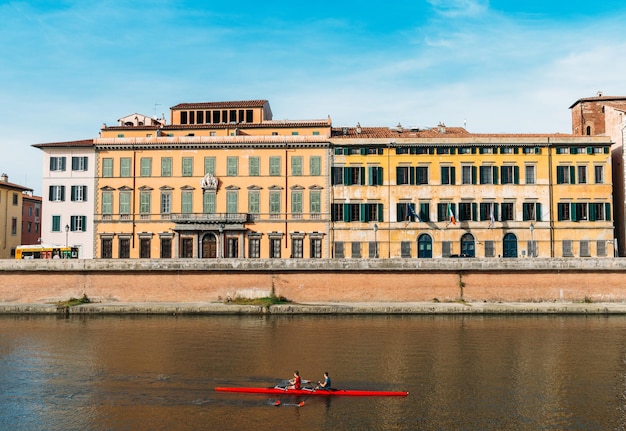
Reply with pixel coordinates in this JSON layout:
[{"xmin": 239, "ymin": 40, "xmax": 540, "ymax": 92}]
[{"xmin": 1, "ymin": 314, "xmax": 626, "ymax": 430}]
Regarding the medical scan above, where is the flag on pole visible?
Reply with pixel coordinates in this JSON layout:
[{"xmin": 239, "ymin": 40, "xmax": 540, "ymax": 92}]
[
  {"xmin": 489, "ymin": 203, "xmax": 495, "ymax": 229},
  {"xmin": 447, "ymin": 202, "xmax": 456, "ymax": 226},
  {"xmin": 407, "ymin": 203, "xmax": 421, "ymax": 222}
]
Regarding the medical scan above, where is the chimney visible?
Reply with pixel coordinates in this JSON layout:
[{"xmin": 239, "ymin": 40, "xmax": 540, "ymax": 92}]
[
  {"xmin": 438, "ymin": 122, "xmax": 446, "ymax": 134},
  {"xmin": 1, "ymin": 173, "xmax": 7, "ymax": 183}
]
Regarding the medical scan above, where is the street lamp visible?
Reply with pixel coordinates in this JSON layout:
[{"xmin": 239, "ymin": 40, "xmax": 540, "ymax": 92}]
[
  {"xmin": 65, "ymin": 224, "xmax": 70, "ymax": 248},
  {"xmin": 373, "ymin": 223, "xmax": 379, "ymax": 258}
]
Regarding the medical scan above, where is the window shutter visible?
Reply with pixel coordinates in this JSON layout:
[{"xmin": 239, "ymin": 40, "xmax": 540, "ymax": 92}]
[
  {"xmin": 571, "ymin": 203, "xmax": 577, "ymax": 221},
  {"xmin": 396, "ymin": 203, "xmax": 403, "ymax": 222},
  {"xmin": 343, "ymin": 167, "xmax": 350, "ymax": 185},
  {"xmin": 605, "ymin": 203, "xmax": 611, "ymax": 221},
  {"xmin": 410, "ymin": 167, "xmax": 415, "ymax": 185},
  {"xmin": 479, "ymin": 166, "xmax": 485, "ymax": 184},
  {"xmin": 493, "ymin": 166, "xmax": 499, "ymax": 184},
  {"xmin": 360, "ymin": 167, "xmax": 366, "ymax": 185},
  {"xmin": 343, "ymin": 203, "xmax": 350, "ymax": 222},
  {"xmin": 450, "ymin": 167, "xmax": 456, "ymax": 185},
  {"xmin": 587, "ymin": 147, "xmax": 593, "ymax": 155},
  {"xmin": 81, "ymin": 216, "xmax": 87, "ymax": 231},
  {"xmin": 360, "ymin": 148, "xmax": 366, "ymax": 155},
  {"xmin": 471, "ymin": 147, "xmax": 477, "ymax": 154},
  {"xmin": 514, "ymin": 147, "xmax": 519, "ymax": 154},
  {"xmin": 378, "ymin": 147, "xmax": 384, "ymax": 155},
  {"xmin": 378, "ymin": 203, "xmax": 384, "ymax": 222},
  {"xmin": 83, "ymin": 186, "xmax": 87, "ymax": 202},
  {"xmin": 556, "ymin": 167, "xmax": 564, "ymax": 184},
  {"xmin": 570, "ymin": 166, "xmax": 576, "ymax": 184},
  {"xmin": 514, "ymin": 166, "xmax": 519, "ymax": 184},
  {"xmin": 360, "ymin": 203, "xmax": 366, "ymax": 222},
  {"xmin": 60, "ymin": 186, "xmax": 65, "ymax": 201},
  {"xmin": 494, "ymin": 203, "xmax": 499, "ymax": 221},
  {"xmin": 378, "ymin": 167, "xmax": 383, "ymax": 185},
  {"xmin": 472, "ymin": 202, "xmax": 478, "ymax": 221},
  {"xmin": 472, "ymin": 166, "xmax": 477, "ymax": 184},
  {"xmin": 589, "ymin": 203, "xmax": 597, "ymax": 221},
  {"xmin": 536, "ymin": 203, "xmax": 542, "ymax": 221},
  {"xmin": 343, "ymin": 148, "xmax": 349, "ymax": 155}
]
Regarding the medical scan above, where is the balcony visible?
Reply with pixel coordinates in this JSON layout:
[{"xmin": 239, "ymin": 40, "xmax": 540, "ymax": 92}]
[{"xmin": 170, "ymin": 213, "xmax": 249, "ymax": 224}]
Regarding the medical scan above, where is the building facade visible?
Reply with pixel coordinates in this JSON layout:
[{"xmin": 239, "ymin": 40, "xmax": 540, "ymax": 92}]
[
  {"xmin": 21, "ymin": 193, "xmax": 41, "ymax": 245},
  {"xmin": 0, "ymin": 174, "xmax": 32, "ymax": 258},
  {"xmin": 33, "ymin": 140, "xmax": 97, "ymax": 258},
  {"xmin": 32, "ymin": 98, "xmax": 616, "ymax": 259}
]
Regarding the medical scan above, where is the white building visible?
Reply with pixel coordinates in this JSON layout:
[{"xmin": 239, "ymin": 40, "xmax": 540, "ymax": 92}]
[{"xmin": 33, "ymin": 139, "xmax": 96, "ymax": 258}]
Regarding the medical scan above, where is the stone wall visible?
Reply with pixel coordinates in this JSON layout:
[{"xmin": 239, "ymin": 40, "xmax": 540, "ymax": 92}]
[{"xmin": 1, "ymin": 258, "xmax": 625, "ymax": 304}]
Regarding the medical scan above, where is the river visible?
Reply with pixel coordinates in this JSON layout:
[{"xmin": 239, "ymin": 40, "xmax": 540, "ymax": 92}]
[{"xmin": 1, "ymin": 314, "xmax": 625, "ymax": 430}]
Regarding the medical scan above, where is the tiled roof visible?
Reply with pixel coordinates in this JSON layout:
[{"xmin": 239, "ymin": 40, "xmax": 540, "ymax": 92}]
[
  {"xmin": 569, "ymin": 95, "xmax": 626, "ymax": 108},
  {"xmin": 331, "ymin": 126, "xmax": 576, "ymax": 140},
  {"xmin": 170, "ymin": 100, "xmax": 269, "ymax": 110},
  {"xmin": 32, "ymin": 139, "xmax": 95, "ymax": 149},
  {"xmin": 0, "ymin": 180, "xmax": 32, "ymax": 192}
]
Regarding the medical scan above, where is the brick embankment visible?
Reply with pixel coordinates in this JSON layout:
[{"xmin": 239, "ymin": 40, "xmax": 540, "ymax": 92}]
[{"xmin": 1, "ymin": 301, "xmax": 626, "ymax": 315}]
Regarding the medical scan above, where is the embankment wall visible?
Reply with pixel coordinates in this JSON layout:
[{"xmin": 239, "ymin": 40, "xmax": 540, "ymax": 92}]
[{"xmin": 0, "ymin": 258, "xmax": 625, "ymax": 304}]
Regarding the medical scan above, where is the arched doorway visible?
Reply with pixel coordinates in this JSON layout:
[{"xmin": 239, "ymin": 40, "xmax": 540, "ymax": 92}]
[
  {"xmin": 417, "ymin": 234, "xmax": 433, "ymax": 258},
  {"xmin": 503, "ymin": 233, "xmax": 518, "ymax": 258},
  {"xmin": 201, "ymin": 234, "xmax": 217, "ymax": 258},
  {"xmin": 460, "ymin": 233, "xmax": 475, "ymax": 257}
]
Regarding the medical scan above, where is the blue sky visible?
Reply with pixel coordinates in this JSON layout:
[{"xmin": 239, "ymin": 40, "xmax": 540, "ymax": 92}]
[{"xmin": 1, "ymin": 0, "xmax": 626, "ymax": 195}]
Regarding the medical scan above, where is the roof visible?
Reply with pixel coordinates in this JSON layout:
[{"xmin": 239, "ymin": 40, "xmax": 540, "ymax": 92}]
[
  {"xmin": 569, "ymin": 95, "xmax": 626, "ymax": 109},
  {"xmin": 170, "ymin": 100, "xmax": 269, "ymax": 110},
  {"xmin": 332, "ymin": 126, "xmax": 471, "ymax": 139},
  {"xmin": 32, "ymin": 139, "xmax": 95, "ymax": 149},
  {"xmin": 0, "ymin": 180, "xmax": 32, "ymax": 192}
]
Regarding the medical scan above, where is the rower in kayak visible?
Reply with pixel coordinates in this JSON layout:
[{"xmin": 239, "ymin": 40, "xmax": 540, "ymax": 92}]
[
  {"xmin": 288, "ymin": 371, "xmax": 306, "ymax": 389},
  {"xmin": 317, "ymin": 371, "xmax": 331, "ymax": 390}
]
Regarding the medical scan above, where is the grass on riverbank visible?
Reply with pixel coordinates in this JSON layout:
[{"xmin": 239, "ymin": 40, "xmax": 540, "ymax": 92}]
[{"xmin": 56, "ymin": 294, "xmax": 91, "ymax": 307}]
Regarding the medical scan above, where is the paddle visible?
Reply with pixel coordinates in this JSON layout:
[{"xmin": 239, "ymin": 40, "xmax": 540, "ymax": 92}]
[
  {"xmin": 273, "ymin": 381, "xmax": 290, "ymax": 406},
  {"xmin": 298, "ymin": 387, "xmax": 317, "ymax": 407}
]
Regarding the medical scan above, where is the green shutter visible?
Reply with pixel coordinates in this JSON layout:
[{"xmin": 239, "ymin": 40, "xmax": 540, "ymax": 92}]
[
  {"xmin": 472, "ymin": 202, "xmax": 478, "ymax": 221},
  {"xmin": 378, "ymin": 147, "xmax": 384, "ymax": 155},
  {"xmin": 343, "ymin": 167, "xmax": 350, "ymax": 185},
  {"xmin": 472, "ymin": 166, "xmax": 477, "ymax": 184},
  {"xmin": 378, "ymin": 167, "xmax": 383, "ymax": 186},
  {"xmin": 536, "ymin": 202, "xmax": 542, "ymax": 221},
  {"xmin": 605, "ymin": 203, "xmax": 611, "ymax": 221},
  {"xmin": 492, "ymin": 166, "xmax": 498, "ymax": 184},
  {"xmin": 410, "ymin": 167, "xmax": 415, "ymax": 185},
  {"xmin": 343, "ymin": 203, "xmax": 350, "ymax": 222},
  {"xmin": 589, "ymin": 203, "xmax": 597, "ymax": 221},
  {"xmin": 514, "ymin": 166, "xmax": 519, "ymax": 184},
  {"xmin": 587, "ymin": 147, "xmax": 593, "ymax": 155},
  {"xmin": 571, "ymin": 203, "xmax": 577, "ymax": 221},
  {"xmin": 378, "ymin": 203, "xmax": 384, "ymax": 222},
  {"xmin": 450, "ymin": 166, "xmax": 456, "ymax": 185},
  {"xmin": 360, "ymin": 148, "xmax": 366, "ymax": 155},
  {"xmin": 570, "ymin": 166, "xmax": 576, "ymax": 184}
]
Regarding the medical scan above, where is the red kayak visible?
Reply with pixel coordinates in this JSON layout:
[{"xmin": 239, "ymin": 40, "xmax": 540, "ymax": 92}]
[{"xmin": 215, "ymin": 386, "xmax": 409, "ymax": 397}]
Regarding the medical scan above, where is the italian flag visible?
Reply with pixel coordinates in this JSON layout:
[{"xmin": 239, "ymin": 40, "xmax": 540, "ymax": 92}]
[{"xmin": 447, "ymin": 203, "xmax": 456, "ymax": 225}]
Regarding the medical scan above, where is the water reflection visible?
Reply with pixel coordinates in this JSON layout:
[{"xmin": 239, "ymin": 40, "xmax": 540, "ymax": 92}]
[{"xmin": 0, "ymin": 315, "xmax": 625, "ymax": 430}]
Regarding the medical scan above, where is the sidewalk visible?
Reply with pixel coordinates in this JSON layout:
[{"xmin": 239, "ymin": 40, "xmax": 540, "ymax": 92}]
[{"xmin": 1, "ymin": 301, "xmax": 626, "ymax": 315}]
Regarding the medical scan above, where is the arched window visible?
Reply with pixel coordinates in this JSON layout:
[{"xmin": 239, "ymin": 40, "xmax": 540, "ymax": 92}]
[
  {"xmin": 417, "ymin": 234, "xmax": 433, "ymax": 258},
  {"xmin": 201, "ymin": 233, "xmax": 217, "ymax": 258},
  {"xmin": 586, "ymin": 125, "xmax": 592, "ymax": 136},
  {"xmin": 460, "ymin": 233, "xmax": 475, "ymax": 257}
]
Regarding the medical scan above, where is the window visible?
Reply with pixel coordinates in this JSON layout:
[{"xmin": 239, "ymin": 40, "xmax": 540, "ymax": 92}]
[
  {"xmin": 331, "ymin": 167, "xmax": 343, "ymax": 185},
  {"xmin": 120, "ymin": 192, "xmax": 131, "ymax": 216},
  {"xmin": 501, "ymin": 165, "xmax": 517, "ymax": 184},
  {"xmin": 310, "ymin": 156, "xmax": 321, "ymax": 176},
  {"xmin": 119, "ymin": 237, "xmax": 131, "ymax": 258},
  {"xmin": 590, "ymin": 202, "xmax": 610, "ymax": 221},
  {"xmin": 49, "ymin": 185, "xmax": 65, "ymax": 202},
  {"xmin": 396, "ymin": 166, "xmax": 410, "ymax": 185},
  {"xmin": 227, "ymin": 157, "xmax": 238, "ymax": 176},
  {"xmin": 269, "ymin": 191, "xmax": 281, "ymax": 216},
  {"xmin": 594, "ymin": 166, "xmax": 604, "ymax": 184},
  {"xmin": 140, "ymin": 158, "xmax": 152, "ymax": 177},
  {"xmin": 160, "ymin": 191, "xmax": 171, "ymax": 215},
  {"xmin": 12, "ymin": 193, "xmax": 18, "ymax": 206},
  {"xmin": 556, "ymin": 165, "xmax": 574, "ymax": 184},
  {"xmin": 291, "ymin": 156, "xmax": 303, "ymax": 176},
  {"xmin": 484, "ymin": 240, "xmax": 495, "ymax": 257},
  {"xmin": 70, "ymin": 215, "xmax": 87, "ymax": 232},
  {"xmin": 364, "ymin": 203, "xmax": 382, "ymax": 222},
  {"xmin": 480, "ymin": 202, "xmax": 496, "ymax": 222},
  {"xmin": 458, "ymin": 202, "xmax": 473, "ymax": 222},
  {"xmin": 50, "ymin": 156, "xmax": 66, "ymax": 171},
  {"xmin": 248, "ymin": 190, "xmax": 260, "ymax": 214},
  {"xmin": 160, "ymin": 237, "xmax": 172, "ymax": 258},
  {"xmin": 181, "ymin": 191, "xmax": 193, "ymax": 213},
  {"xmin": 310, "ymin": 237, "xmax": 322, "ymax": 258},
  {"xmin": 249, "ymin": 157, "xmax": 260, "ymax": 176},
  {"xmin": 501, "ymin": 202, "xmax": 514, "ymax": 221},
  {"xmin": 291, "ymin": 191, "xmax": 303, "ymax": 215},
  {"xmin": 11, "ymin": 218, "xmax": 17, "ymax": 235},
  {"xmin": 204, "ymin": 157, "xmax": 216, "ymax": 175},
  {"xmin": 331, "ymin": 203, "xmax": 344, "ymax": 222},
  {"xmin": 577, "ymin": 165, "xmax": 587, "ymax": 184},
  {"xmin": 562, "ymin": 240, "xmax": 573, "ymax": 257},
  {"xmin": 140, "ymin": 191, "xmax": 151, "ymax": 215},
  {"xmin": 227, "ymin": 190, "xmax": 238, "ymax": 213},
  {"xmin": 161, "ymin": 157, "xmax": 173, "ymax": 177},
  {"xmin": 349, "ymin": 166, "xmax": 364, "ymax": 185},
  {"xmin": 462, "ymin": 165, "xmax": 475, "ymax": 184},
  {"xmin": 270, "ymin": 156, "xmax": 281, "ymax": 176},
  {"xmin": 101, "ymin": 238, "xmax": 113, "ymax": 259},
  {"xmin": 182, "ymin": 157, "xmax": 193, "ymax": 177},
  {"xmin": 558, "ymin": 203, "xmax": 571, "ymax": 221},
  {"xmin": 71, "ymin": 185, "xmax": 87, "ymax": 202},
  {"xmin": 573, "ymin": 202, "xmax": 588, "ymax": 221},
  {"xmin": 72, "ymin": 156, "xmax": 88, "ymax": 171},
  {"xmin": 415, "ymin": 167, "xmax": 428, "ymax": 184},
  {"xmin": 525, "ymin": 165, "xmax": 536, "ymax": 184},
  {"xmin": 310, "ymin": 190, "xmax": 321, "ymax": 215},
  {"xmin": 368, "ymin": 166, "xmax": 383, "ymax": 186},
  {"xmin": 292, "ymin": 237, "xmax": 304, "ymax": 258},
  {"xmin": 140, "ymin": 238, "xmax": 151, "ymax": 258},
  {"xmin": 102, "ymin": 158, "xmax": 113, "ymax": 177},
  {"xmin": 120, "ymin": 158, "xmax": 131, "ymax": 177},
  {"xmin": 523, "ymin": 202, "xmax": 542, "ymax": 221},
  {"xmin": 270, "ymin": 237, "xmax": 282, "ymax": 258},
  {"xmin": 334, "ymin": 242, "xmax": 345, "ymax": 258},
  {"xmin": 203, "ymin": 192, "xmax": 216, "ymax": 214},
  {"xmin": 597, "ymin": 240, "xmax": 607, "ymax": 257},
  {"xmin": 102, "ymin": 192, "xmax": 113, "ymax": 215},
  {"xmin": 52, "ymin": 215, "xmax": 61, "ymax": 232},
  {"xmin": 400, "ymin": 241, "xmax": 411, "ymax": 258},
  {"xmin": 480, "ymin": 166, "xmax": 495, "ymax": 184},
  {"xmin": 580, "ymin": 240, "xmax": 590, "ymax": 257},
  {"xmin": 248, "ymin": 236, "xmax": 261, "ymax": 258},
  {"xmin": 441, "ymin": 166, "xmax": 455, "ymax": 185}
]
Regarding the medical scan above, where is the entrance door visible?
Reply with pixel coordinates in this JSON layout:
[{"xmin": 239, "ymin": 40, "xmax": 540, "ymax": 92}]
[
  {"xmin": 202, "ymin": 234, "xmax": 217, "ymax": 258},
  {"xmin": 503, "ymin": 233, "xmax": 518, "ymax": 258},
  {"xmin": 417, "ymin": 234, "xmax": 433, "ymax": 258},
  {"xmin": 460, "ymin": 233, "xmax": 475, "ymax": 257}
]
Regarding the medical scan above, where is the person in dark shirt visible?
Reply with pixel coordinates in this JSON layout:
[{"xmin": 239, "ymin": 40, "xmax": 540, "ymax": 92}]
[{"xmin": 317, "ymin": 371, "xmax": 331, "ymax": 390}]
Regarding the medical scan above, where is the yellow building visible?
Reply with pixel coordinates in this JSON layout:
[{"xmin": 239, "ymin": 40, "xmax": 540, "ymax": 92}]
[
  {"xmin": 96, "ymin": 100, "xmax": 332, "ymax": 258},
  {"xmin": 0, "ymin": 174, "xmax": 32, "ymax": 258},
  {"xmin": 329, "ymin": 125, "xmax": 614, "ymax": 258}
]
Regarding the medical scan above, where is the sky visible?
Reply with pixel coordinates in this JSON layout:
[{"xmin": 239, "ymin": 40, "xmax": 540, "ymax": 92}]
[{"xmin": 1, "ymin": 0, "xmax": 626, "ymax": 195}]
